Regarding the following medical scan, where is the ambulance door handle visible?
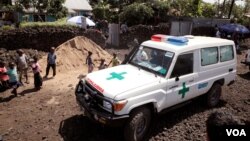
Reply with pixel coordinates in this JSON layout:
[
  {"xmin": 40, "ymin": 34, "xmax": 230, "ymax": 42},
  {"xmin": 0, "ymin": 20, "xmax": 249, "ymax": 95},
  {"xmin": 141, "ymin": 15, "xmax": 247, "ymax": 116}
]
[
  {"xmin": 169, "ymin": 85, "xmax": 178, "ymax": 89},
  {"xmin": 189, "ymin": 79, "xmax": 194, "ymax": 82},
  {"xmin": 229, "ymin": 68, "xmax": 233, "ymax": 72}
]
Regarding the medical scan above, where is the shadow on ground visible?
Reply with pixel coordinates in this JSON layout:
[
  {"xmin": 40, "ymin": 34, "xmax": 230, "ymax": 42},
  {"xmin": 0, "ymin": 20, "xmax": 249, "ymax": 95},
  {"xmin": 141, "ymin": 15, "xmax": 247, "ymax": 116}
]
[
  {"xmin": 19, "ymin": 88, "xmax": 38, "ymax": 96},
  {"xmin": 58, "ymin": 99, "xmax": 227, "ymax": 141},
  {"xmin": 58, "ymin": 115, "xmax": 124, "ymax": 141},
  {"xmin": 42, "ymin": 77, "xmax": 54, "ymax": 82},
  {"xmin": 147, "ymin": 98, "xmax": 226, "ymax": 140},
  {"xmin": 0, "ymin": 94, "xmax": 16, "ymax": 103},
  {"xmin": 238, "ymin": 72, "xmax": 250, "ymax": 80}
]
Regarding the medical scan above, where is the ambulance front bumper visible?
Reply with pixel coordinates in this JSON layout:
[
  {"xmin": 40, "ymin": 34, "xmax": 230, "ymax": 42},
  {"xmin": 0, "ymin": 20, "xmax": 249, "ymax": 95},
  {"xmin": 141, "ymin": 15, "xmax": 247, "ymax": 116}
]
[{"xmin": 75, "ymin": 80, "xmax": 129, "ymax": 126}]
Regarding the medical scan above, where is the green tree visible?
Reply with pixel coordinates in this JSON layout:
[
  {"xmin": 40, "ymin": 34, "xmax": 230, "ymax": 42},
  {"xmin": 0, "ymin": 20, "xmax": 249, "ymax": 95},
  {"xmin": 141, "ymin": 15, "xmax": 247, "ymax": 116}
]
[
  {"xmin": 119, "ymin": 2, "xmax": 154, "ymax": 25},
  {"xmin": 170, "ymin": 0, "xmax": 192, "ymax": 16},
  {"xmin": 1, "ymin": 0, "xmax": 12, "ymax": 5},
  {"xmin": 201, "ymin": 2, "xmax": 216, "ymax": 18},
  {"xmin": 47, "ymin": 0, "xmax": 67, "ymax": 19},
  {"xmin": 149, "ymin": 0, "xmax": 170, "ymax": 22},
  {"xmin": 191, "ymin": 0, "xmax": 202, "ymax": 17},
  {"xmin": 92, "ymin": 1, "xmax": 110, "ymax": 20},
  {"xmin": 17, "ymin": 0, "xmax": 66, "ymax": 19},
  {"xmin": 19, "ymin": 0, "xmax": 31, "ymax": 9},
  {"xmin": 151, "ymin": 0, "xmax": 170, "ymax": 16},
  {"xmin": 34, "ymin": 0, "xmax": 49, "ymax": 13}
]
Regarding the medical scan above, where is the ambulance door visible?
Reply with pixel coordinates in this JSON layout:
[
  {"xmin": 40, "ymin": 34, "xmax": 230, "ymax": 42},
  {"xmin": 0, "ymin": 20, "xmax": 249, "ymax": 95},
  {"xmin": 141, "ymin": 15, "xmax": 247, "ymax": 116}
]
[{"xmin": 163, "ymin": 52, "xmax": 198, "ymax": 108}]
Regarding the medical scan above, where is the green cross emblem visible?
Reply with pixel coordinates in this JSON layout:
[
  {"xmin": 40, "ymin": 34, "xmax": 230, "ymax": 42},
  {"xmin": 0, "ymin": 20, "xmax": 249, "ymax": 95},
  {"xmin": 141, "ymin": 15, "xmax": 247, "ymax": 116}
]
[
  {"xmin": 107, "ymin": 72, "xmax": 127, "ymax": 80},
  {"xmin": 178, "ymin": 82, "xmax": 189, "ymax": 99}
]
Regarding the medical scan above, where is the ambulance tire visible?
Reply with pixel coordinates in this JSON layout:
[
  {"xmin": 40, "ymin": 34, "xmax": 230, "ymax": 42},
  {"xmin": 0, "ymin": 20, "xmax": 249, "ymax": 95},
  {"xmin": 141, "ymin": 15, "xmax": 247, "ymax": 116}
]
[
  {"xmin": 124, "ymin": 107, "xmax": 151, "ymax": 141},
  {"xmin": 206, "ymin": 83, "xmax": 222, "ymax": 108}
]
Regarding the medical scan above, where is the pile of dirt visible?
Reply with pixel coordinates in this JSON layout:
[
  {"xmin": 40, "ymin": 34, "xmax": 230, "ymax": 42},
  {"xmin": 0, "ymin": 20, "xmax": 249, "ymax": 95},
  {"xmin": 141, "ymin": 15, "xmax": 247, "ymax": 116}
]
[{"xmin": 39, "ymin": 36, "xmax": 113, "ymax": 74}]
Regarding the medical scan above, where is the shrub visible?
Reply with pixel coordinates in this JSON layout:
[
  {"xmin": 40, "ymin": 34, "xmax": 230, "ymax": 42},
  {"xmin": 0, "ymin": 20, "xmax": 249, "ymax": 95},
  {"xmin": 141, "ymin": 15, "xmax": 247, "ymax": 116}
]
[{"xmin": 119, "ymin": 3, "xmax": 154, "ymax": 26}]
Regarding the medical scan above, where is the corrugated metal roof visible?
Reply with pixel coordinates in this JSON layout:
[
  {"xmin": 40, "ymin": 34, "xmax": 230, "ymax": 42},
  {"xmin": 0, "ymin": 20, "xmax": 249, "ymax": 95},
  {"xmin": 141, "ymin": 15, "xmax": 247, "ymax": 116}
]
[{"xmin": 64, "ymin": 0, "xmax": 92, "ymax": 11}]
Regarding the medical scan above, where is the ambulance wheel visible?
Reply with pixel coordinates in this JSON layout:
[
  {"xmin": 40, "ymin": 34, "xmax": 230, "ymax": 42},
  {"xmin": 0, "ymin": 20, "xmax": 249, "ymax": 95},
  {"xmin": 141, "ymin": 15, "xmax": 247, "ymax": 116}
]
[
  {"xmin": 206, "ymin": 83, "xmax": 222, "ymax": 107},
  {"xmin": 124, "ymin": 107, "xmax": 151, "ymax": 141}
]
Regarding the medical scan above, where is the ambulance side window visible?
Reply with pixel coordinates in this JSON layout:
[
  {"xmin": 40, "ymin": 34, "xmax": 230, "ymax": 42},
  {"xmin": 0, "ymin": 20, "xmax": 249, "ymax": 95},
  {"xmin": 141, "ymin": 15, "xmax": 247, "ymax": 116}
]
[
  {"xmin": 220, "ymin": 45, "xmax": 234, "ymax": 62},
  {"xmin": 170, "ymin": 53, "xmax": 193, "ymax": 78},
  {"xmin": 201, "ymin": 47, "xmax": 218, "ymax": 66}
]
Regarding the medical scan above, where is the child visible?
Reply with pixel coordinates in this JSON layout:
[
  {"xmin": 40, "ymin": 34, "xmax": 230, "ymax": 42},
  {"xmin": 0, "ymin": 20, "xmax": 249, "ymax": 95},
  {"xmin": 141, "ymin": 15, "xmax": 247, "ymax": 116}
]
[
  {"xmin": 98, "ymin": 59, "xmax": 107, "ymax": 70},
  {"xmin": 31, "ymin": 56, "xmax": 43, "ymax": 90},
  {"xmin": 108, "ymin": 53, "xmax": 119, "ymax": 67},
  {"xmin": 6, "ymin": 62, "xmax": 20, "ymax": 96},
  {"xmin": 86, "ymin": 51, "xmax": 95, "ymax": 73},
  {"xmin": 0, "ymin": 61, "xmax": 9, "ymax": 90}
]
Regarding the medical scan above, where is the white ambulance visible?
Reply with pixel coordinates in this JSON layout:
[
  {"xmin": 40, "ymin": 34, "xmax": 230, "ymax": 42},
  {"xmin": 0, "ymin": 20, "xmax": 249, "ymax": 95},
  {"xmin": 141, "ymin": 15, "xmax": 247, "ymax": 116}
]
[{"xmin": 75, "ymin": 35, "xmax": 237, "ymax": 141}]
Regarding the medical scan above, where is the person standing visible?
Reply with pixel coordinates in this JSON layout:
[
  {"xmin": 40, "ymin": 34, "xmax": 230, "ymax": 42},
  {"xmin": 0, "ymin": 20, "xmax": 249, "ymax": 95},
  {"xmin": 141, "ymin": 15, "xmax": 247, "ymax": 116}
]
[
  {"xmin": 108, "ymin": 53, "xmax": 119, "ymax": 67},
  {"xmin": 86, "ymin": 51, "xmax": 95, "ymax": 73},
  {"xmin": 31, "ymin": 56, "xmax": 42, "ymax": 90},
  {"xmin": 98, "ymin": 59, "xmax": 107, "ymax": 70},
  {"xmin": 215, "ymin": 28, "xmax": 221, "ymax": 38},
  {"xmin": 232, "ymin": 31, "xmax": 240, "ymax": 51},
  {"xmin": 6, "ymin": 62, "xmax": 20, "ymax": 96},
  {"xmin": 16, "ymin": 49, "xmax": 29, "ymax": 84},
  {"xmin": 121, "ymin": 23, "xmax": 128, "ymax": 34},
  {"xmin": 0, "ymin": 61, "xmax": 9, "ymax": 90},
  {"xmin": 45, "ymin": 47, "xmax": 57, "ymax": 78}
]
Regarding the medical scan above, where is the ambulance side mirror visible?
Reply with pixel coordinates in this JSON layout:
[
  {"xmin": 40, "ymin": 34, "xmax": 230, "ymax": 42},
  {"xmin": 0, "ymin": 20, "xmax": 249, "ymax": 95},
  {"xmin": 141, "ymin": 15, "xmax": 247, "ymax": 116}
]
[{"xmin": 175, "ymin": 76, "xmax": 179, "ymax": 81}]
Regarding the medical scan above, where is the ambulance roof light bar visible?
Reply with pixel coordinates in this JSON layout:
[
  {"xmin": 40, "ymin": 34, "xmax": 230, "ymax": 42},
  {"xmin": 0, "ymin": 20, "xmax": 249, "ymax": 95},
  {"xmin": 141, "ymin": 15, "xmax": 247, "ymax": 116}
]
[
  {"xmin": 151, "ymin": 34, "xmax": 189, "ymax": 45},
  {"xmin": 151, "ymin": 34, "xmax": 169, "ymax": 42}
]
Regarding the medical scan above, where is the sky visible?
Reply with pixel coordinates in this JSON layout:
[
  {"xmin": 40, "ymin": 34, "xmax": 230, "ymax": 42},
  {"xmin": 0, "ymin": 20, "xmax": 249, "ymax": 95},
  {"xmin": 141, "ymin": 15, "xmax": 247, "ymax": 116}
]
[{"xmin": 203, "ymin": 0, "xmax": 245, "ymax": 6}]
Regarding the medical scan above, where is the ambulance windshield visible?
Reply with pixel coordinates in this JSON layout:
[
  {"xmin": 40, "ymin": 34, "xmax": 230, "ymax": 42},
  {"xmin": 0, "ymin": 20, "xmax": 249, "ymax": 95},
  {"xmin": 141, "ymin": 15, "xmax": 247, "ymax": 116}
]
[{"xmin": 129, "ymin": 46, "xmax": 174, "ymax": 77}]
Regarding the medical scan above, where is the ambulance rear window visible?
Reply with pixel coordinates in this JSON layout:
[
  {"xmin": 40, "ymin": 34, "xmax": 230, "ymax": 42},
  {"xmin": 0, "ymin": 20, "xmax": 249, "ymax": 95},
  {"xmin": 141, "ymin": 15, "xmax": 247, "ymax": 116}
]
[{"xmin": 220, "ymin": 45, "xmax": 234, "ymax": 62}]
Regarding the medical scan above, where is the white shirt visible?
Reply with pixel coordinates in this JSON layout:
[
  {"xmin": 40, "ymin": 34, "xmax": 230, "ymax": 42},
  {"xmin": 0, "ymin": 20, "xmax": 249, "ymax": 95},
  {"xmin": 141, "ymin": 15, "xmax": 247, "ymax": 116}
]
[
  {"xmin": 216, "ymin": 31, "xmax": 221, "ymax": 38},
  {"xmin": 136, "ymin": 50, "xmax": 148, "ymax": 62}
]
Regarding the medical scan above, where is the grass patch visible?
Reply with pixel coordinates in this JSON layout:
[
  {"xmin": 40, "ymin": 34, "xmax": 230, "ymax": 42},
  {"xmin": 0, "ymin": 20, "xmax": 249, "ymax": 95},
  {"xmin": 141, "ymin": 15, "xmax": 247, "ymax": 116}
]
[
  {"xmin": 0, "ymin": 25, "xmax": 15, "ymax": 30},
  {"xmin": 0, "ymin": 17, "xmax": 77, "ymax": 30},
  {"xmin": 20, "ymin": 17, "xmax": 76, "ymax": 28}
]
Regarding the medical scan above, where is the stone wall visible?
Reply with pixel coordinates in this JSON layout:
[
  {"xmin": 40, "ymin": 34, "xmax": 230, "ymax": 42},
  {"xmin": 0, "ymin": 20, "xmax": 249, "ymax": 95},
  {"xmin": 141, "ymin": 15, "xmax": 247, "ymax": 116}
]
[
  {"xmin": 0, "ymin": 24, "xmax": 219, "ymax": 52},
  {"xmin": 0, "ymin": 26, "xmax": 106, "ymax": 51},
  {"xmin": 119, "ymin": 24, "xmax": 170, "ymax": 49}
]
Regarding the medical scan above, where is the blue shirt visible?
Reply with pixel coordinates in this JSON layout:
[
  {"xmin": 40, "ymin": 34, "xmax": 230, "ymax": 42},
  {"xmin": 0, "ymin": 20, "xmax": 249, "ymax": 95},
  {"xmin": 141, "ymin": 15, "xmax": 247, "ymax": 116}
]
[
  {"xmin": 47, "ymin": 52, "xmax": 57, "ymax": 64},
  {"xmin": 7, "ymin": 67, "xmax": 18, "ymax": 83}
]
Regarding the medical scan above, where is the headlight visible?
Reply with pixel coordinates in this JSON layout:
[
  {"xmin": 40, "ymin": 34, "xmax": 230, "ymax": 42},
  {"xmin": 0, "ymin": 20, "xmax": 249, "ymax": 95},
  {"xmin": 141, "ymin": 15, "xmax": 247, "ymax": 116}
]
[
  {"xmin": 103, "ymin": 100, "xmax": 128, "ymax": 112},
  {"xmin": 103, "ymin": 101, "xmax": 112, "ymax": 110}
]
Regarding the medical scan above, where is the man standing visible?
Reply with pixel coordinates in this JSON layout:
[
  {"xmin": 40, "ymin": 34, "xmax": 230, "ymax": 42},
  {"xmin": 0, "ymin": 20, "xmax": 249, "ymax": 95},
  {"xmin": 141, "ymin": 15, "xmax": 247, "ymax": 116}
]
[
  {"xmin": 45, "ymin": 47, "xmax": 57, "ymax": 78},
  {"xmin": 108, "ymin": 53, "xmax": 119, "ymax": 67},
  {"xmin": 16, "ymin": 49, "xmax": 29, "ymax": 84}
]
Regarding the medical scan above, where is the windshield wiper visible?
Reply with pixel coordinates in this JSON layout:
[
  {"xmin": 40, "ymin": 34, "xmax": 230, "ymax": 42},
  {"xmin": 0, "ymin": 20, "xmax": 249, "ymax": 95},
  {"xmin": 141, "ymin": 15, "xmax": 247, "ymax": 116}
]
[
  {"xmin": 129, "ymin": 61, "xmax": 142, "ymax": 71},
  {"xmin": 140, "ymin": 65, "xmax": 158, "ymax": 77}
]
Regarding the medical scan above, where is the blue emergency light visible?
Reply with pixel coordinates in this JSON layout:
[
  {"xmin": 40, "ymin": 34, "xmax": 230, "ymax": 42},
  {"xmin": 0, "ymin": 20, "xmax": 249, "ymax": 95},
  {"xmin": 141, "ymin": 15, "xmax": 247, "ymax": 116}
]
[{"xmin": 167, "ymin": 36, "xmax": 188, "ymax": 43}]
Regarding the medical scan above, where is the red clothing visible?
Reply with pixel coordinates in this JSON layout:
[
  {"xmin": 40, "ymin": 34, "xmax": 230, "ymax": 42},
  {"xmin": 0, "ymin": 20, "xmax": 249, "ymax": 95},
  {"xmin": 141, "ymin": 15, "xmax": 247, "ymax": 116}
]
[{"xmin": 0, "ymin": 67, "xmax": 9, "ymax": 81}]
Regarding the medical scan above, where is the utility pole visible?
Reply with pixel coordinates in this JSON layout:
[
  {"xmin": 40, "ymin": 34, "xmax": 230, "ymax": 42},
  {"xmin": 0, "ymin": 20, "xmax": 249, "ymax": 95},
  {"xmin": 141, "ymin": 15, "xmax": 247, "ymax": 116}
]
[{"xmin": 228, "ymin": 0, "xmax": 235, "ymax": 19}]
